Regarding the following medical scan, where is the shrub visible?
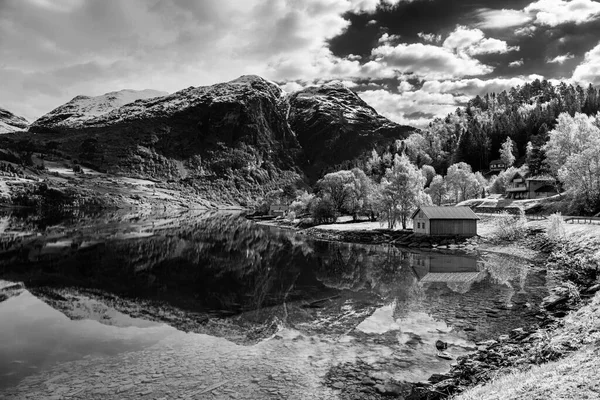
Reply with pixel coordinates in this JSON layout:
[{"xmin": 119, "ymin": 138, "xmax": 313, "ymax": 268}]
[
  {"xmin": 548, "ymin": 248, "xmax": 600, "ymax": 285},
  {"xmin": 492, "ymin": 210, "xmax": 527, "ymax": 240},
  {"xmin": 290, "ymin": 191, "xmax": 314, "ymax": 215},
  {"xmin": 547, "ymin": 212, "xmax": 566, "ymax": 243},
  {"xmin": 311, "ymin": 197, "xmax": 338, "ymax": 224}
]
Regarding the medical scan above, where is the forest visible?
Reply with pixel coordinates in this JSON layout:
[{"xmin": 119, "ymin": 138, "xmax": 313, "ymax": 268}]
[{"xmin": 265, "ymin": 79, "xmax": 600, "ymax": 225}]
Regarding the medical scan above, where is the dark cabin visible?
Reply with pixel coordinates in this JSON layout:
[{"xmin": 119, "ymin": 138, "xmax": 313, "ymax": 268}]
[{"xmin": 411, "ymin": 206, "xmax": 479, "ymax": 237}]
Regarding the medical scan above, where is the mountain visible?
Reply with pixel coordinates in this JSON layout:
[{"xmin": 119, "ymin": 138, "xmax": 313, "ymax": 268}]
[
  {"xmin": 287, "ymin": 82, "xmax": 416, "ymax": 180},
  {"xmin": 29, "ymin": 89, "xmax": 168, "ymax": 132},
  {"xmin": 19, "ymin": 75, "xmax": 414, "ymax": 207},
  {"xmin": 0, "ymin": 107, "xmax": 29, "ymax": 134}
]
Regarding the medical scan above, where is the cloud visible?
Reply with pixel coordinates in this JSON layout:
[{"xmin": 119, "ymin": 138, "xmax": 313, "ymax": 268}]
[
  {"xmin": 442, "ymin": 26, "xmax": 519, "ymax": 56},
  {"xmin": 547, "ymin": 53, "xmax": 574, "ymax": 64},
  {"xmin": 417, "ymin": 32, "xmax": 442, "ymax": 43},
  {"xmin": 525, "ymin": 0, "xmax": 600, "ymax": 26},
  {"xmin": 358, "ymin": 89, "xmax": 465, "ymax": 127},
  {"xmin": 572, "ymin": 42, "xmax": 600, "ymax": 85},
  {"xmin": 371, "ymin": 41, "xmax": 493, "ymax": 79},
  {"xmin": 0, "ymin": 0, "xmax": 384, "ymax": 119},
  {"xmin": 378, "ymin": 33, "xmax": 402, "ymax": 44},
  {"xmin": 475, "ymin": 8, "xmax": 533, "ymax": 29},
  {"xmin": 509, "ymin": 59, "xmax": 524, "ymax": 67},
  {"xmin": 514, "ymin": 25, "xmax": 537, "ymax": 36},
  {"xmin": 420, "ymin": 76, "xmax": 545, "ymax": 97}
]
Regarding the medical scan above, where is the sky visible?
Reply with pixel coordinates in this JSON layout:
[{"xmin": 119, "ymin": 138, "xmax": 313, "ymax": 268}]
[{"xmin": 2, "ymin": 0, "xmax": 600, "ymax": 127}]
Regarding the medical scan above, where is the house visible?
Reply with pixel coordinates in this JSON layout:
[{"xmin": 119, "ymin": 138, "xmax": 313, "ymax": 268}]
[
  {"xmin": 411, "ymin": 206, "xmax": 479, "ymax": 237},
  {"xmin": 506, "ymin": 173, "xmax": 559, "ymax": 199},
  {"xmin": 269, "ymin": 203, "xmax": 290, "ymax": 217},
  {"xmin": 489, "ymin": 159, "xmax": 506, "ymax": 173}
]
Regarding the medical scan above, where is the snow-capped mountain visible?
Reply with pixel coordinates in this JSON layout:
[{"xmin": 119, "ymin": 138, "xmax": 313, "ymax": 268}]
[
  {"xmin": 0, "ymin": 107, "xmax": 29, "ymax": 134},
  {"xmin": 29, "ymin": 89, "xmax": 168, "ymax": 131}
]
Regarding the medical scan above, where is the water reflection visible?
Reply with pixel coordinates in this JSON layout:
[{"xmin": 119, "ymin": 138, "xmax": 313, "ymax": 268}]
[
  {"xmin": 0, "ymin": 282, "xmax": 177, "ymax": 389},
  {"xmin": 0, "ymin": 210, "xmax": 547, "ymax": 389}
]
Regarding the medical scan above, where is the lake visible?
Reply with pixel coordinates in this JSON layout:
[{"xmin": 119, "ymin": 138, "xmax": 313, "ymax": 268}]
[{"xmin": 0, "ymin": 210, "xmax": 547, "ymax": 398}]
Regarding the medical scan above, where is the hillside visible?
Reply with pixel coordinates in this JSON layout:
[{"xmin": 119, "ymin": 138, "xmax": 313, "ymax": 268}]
[
  {"xmin": 287, "ymin": 82, "xmax": 416, "ymax": 181},
  {"xmin": 0, "ymin": 76, "xmax": 413, "ymax": 209},
  {"xmin": 0, "ymin": 107, "xmax": 29, "ymax": 134},
  {"xmin": 29, "ymin": 89, "xmax": 168, "ymax": 132}
]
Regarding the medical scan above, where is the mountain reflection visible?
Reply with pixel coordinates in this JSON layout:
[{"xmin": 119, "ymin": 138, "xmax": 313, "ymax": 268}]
[{"xmin": 0, "ymin": 211, "xmax": 547, "ymax": 342}]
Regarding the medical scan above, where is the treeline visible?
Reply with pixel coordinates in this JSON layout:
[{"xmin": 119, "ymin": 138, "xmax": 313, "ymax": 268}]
[
  {"xmin": 260, "ymin": 79, "xmax": 600, "ymax": 221},
  {"xmin": 416, "ymin": 79, "xmax": 600, "ymax": 173}
]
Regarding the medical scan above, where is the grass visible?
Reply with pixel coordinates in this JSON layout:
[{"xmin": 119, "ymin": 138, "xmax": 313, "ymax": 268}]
[
  {"xmin": 454, "ymin": 346, "xmax": 600, "ymax": 400},
  {"xmin": 454, "ymin": 292, "xmax": 600, "ymax": 400}
]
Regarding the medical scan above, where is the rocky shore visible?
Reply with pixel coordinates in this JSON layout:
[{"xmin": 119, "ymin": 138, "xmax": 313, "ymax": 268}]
[{"xmin": 296, "ymin": 224, "xmax": 599, "ymax": 399}]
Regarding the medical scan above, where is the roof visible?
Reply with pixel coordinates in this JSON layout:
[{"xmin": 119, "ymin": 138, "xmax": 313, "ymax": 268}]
[
  {"xmin": 411, "ymin": 206, "xmax": 479, "ymax": 220},
  {"xmin": 420, "ymin": 272, "xmax": 483, "ymax": 283},
  {"xmin": 489, "ymin": 159, "xmax": 504, "ymax": 165},
  {"xmin": 526, "ymin": 176, "xmax": 556, "ymax": 182}
]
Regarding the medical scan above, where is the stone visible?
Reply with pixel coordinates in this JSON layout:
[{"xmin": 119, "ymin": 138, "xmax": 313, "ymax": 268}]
[
  {"xmin": 332, "ymin": 382, "xmax": 344, "ymax": 390},
  {"xmin": 541, "ymin": 293, "xmax": 569, "ymax": 310}
]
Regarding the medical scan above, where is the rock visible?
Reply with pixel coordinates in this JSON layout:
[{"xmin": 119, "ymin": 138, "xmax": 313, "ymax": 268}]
[
  {"xmin": 332, "ymin": 382, "xmax": 344, "ymax": 390},
  {"xmin": 510, "ymin": 328, "xmax": 528, "ymax": 339},
  {"xmin": 541, "ymin": 293, "xmax": 570, "ymax": 310},
  {"xmin": 429, "ymin": 373, "xmax": 453, "ymax": 384},
  {"xmin": 361, "ymin": 378, "xmax": 376, "ymax": 386},
  {"xmin": 0, "ymin": 106, "xmax": 29, "ymax": 133},
  {"xmin": 498, "ymin": 335, "xmax": 510, "ymax": 342},
  {"xmin": 287, "ymin": 82, "xmax": 416, "ymax": 181},
  {"xmin": 585, "ymin": 283, "xmax": 600, "ymax": 294}
]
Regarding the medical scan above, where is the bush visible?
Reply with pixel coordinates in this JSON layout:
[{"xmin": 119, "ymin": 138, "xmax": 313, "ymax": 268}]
[
  {"xmin": 311, "ymin": 197, "xmax": 338, "ymax": 224},
  {"xmin": 548, "ymin": 248, "xmax": 600, "ymax": 285},
  {"xmin": 547, "ymin": 212, "xmax": 566, "ymax": 243},
  {"xmin": 492, "ymin": 210, "xmax": 527, "ymax": 240},
  {"xmin": 290, "ymin": 191, "xmax": 314, "ymax": 215}
]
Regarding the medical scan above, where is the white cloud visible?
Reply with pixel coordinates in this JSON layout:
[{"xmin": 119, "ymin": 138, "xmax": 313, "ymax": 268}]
[
  {"xmin": 1, "ymin": 0, "xmax": 385, "ymax": 119},
  {"xmin": 572, "ymin": 42, "xmax": 600, "ymax": 85},
  {"xmin": 378, "ymin": 33, "xmax": 402, "ymax": 44},
  {"xmin": 421, "ymin": 75, "xmax": 546, "ymax": 97},
  {"xmin": 525, "ymin": 0, "xmax": 600, "ymax": 26},
  {"xmin": 443, "ymin": 26, "xmax": 519, "ymax": 56},
  {"xmin": 509, "ymin": 59, "xmax": 524, "ymax": 67},
  {"xmin": 476, "ymin": 8, "xmax": 533, "ymax": 29},
  {"xmin": 547, "ymin": 53, "xmax": 574, "ymax": 64},
  {"xmin": 397, "ymin": 80, "xmax": 414, "ymax": 91},
  {"xmin": 514, "ymin": 25, "xmax": 537, "ymax": 36},
  {"xmin": 359, "ymin": 89, "xmax": 464, "ymax": 127},
  {"xmin": 371, "ymin": 41, "xmax": 493, "ymax": 80},
  {"xmin": 443, "ymin": 26, "xmax": 485, "ymax": 52},
  {"xmin": 417, "ymin": 32, "xmax": 441, "ymax": 43}
]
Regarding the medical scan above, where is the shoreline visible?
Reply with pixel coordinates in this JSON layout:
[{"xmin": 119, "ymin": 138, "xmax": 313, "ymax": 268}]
[{"xmin": 255, "ymin": 216, "xmax": 600, "ymax": 399}]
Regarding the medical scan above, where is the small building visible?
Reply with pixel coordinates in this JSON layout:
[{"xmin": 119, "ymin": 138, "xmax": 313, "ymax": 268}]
[
  {"xmin": 269, "ymin": 203, "xmax": 290, "ymax": 217},
  {"xmin": 506, "ymin": 173, "xmax": 559, "ymax": 199},
  {"xmin": 489, "ymin": 159, "xmax": 506, "ymax": 173},
  {"xmin": 411, "ymin": 206, "xmax": 479, "ymax": 237}
]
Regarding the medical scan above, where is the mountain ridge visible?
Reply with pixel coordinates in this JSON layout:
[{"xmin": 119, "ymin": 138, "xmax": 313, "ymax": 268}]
[
  {"xmin": 2, "ymin": 75, "xmax": 415, "ymax": 208},
  {"xmin": 0, "ymin": 107, "xmax": 29, "ymax": 134}
]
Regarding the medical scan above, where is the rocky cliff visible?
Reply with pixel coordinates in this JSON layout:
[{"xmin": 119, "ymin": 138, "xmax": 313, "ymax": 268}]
[
  {"xmin": 19, "ymin": 76, "xmax": 415, "ymax": 206},
  {"xmin": 0, "ymin": 107, "xmax": 29, "ymax": 134},
  {"xmin": 287, "ymin": 83, "xmax": 416, "ymax": 180}
]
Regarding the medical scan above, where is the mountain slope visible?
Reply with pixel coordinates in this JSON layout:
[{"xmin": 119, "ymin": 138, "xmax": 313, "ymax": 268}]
[
  {"xmin": 287, "ymin": 82, "xmax": 417, "ymax": 180},
  {"xmin": 26, "ymin": 75, "xmax": 304, "ymax": 206},
  {"xmin": 29, "ymin": 89, "xmax": 168, "ymax": 132},
  {"xmin": 0, "ymin": 107, "xmax": 29, "ymax": 134},
  {"xmin": 18, "ymin": 76, "xmax": 416, "ymax": 207}
]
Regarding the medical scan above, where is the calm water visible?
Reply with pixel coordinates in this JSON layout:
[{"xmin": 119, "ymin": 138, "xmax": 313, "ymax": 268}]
[{"xmin": 0, "ymin": 210, "xmax": 547, "ymax": 390}]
